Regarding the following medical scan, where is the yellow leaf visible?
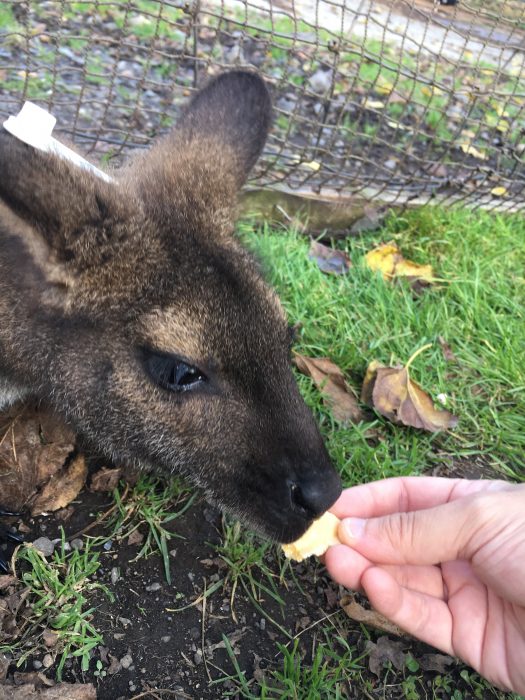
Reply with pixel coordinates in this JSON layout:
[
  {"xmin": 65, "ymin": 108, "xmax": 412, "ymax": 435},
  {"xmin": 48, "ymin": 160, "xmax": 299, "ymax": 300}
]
[
  {"xmin": 363, "ymin": 98, "xmax": 385, "ymax": 110},
  {"xmin": 376, "ymin": 79, "xmax": 394, "ymax": 95},
  {"xmin": 365, "ymin": 243, "xmax": 435, "ymax": 285},
  {"xmin": 303, "ymin": 160, "xmax": 321, "ymax": 171},
  {"xmin": 365, "ymin": 243, "xmax": 398, "ymax": 280},
  {"xmin": 490, "ymin": 186, "xmax": 507, "ymax": 197},
  {"xmin": 386, "ymin": 120, "xmax": 410, "ymax": 131},
  {"xmin": 394, "ymin": 258, "xmax": 434, "ymax": 281},
  {"xmin": 460, "ymin": 143, "xmax": 487, "ymax": 160}
]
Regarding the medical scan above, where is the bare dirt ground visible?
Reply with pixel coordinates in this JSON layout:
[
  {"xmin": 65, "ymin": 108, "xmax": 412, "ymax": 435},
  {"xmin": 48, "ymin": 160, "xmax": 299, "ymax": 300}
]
[{"xmin": 0, "ymin": 456, "xmax": 499, "ymax": 700}]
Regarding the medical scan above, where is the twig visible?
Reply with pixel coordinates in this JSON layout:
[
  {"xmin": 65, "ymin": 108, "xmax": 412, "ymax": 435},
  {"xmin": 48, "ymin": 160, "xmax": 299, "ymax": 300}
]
[
  {"xmin": 68, "ymin": 483, "xmax": 129, "ymax": 540},
  {"xmin": 201, "ymin": 577, "xmax": 212, "ymax": 683},
  {"xmin": 129, "ymin": 690, "xmax": 192, "ymax": 699}
]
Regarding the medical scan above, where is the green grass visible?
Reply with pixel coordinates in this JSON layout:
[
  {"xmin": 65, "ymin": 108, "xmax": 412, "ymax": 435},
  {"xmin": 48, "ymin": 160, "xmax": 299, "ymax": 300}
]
[
  {"xmin": 106, "ymin": 474, "xmax": 196, "ymax": 584},
  {"xmin": 0, "ymin": 532, "xmax": 113, "ymax": 681},
  {"xmin": 238, "ymin": 207, "xmax": 525, "ymax": 484}
]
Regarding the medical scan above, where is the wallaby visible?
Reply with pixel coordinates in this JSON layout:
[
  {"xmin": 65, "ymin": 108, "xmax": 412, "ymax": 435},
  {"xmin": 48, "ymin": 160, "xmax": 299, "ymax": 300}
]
[{"xmin": 0, "ymin": 71, "xmax": 341, "ymax": 563}]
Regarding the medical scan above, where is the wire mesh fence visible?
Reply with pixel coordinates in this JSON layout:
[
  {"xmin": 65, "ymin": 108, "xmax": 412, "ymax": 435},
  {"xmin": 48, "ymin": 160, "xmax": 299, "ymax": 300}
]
[{"xmin": 1, "ymin": 0, "xmax": 525, "ymax": 217}]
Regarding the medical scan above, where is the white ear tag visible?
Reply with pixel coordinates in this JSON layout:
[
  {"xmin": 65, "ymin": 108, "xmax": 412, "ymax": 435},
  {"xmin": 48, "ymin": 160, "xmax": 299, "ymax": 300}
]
[{"xmin": 3, "ymin": 101, "xmax": 114, "ymax": 184}]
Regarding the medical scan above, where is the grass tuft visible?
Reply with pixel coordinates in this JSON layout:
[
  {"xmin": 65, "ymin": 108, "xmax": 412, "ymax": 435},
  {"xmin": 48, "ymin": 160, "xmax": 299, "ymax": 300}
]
[{"xmin": 1, "ymin": 532, "xmax": 113, "ymax": 680}]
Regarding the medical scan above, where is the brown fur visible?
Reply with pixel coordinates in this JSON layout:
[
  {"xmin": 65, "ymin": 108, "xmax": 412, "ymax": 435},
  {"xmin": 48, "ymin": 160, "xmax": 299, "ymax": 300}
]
[{"xmin": 0, "ymin": 72, "xmax": 341, "ymax": 542}]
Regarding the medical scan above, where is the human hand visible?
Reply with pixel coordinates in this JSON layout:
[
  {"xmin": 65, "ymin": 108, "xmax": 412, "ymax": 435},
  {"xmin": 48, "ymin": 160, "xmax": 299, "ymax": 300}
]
[{"xmin": 324, "ymin": 476, "xmax": 525, "ymax": 694}]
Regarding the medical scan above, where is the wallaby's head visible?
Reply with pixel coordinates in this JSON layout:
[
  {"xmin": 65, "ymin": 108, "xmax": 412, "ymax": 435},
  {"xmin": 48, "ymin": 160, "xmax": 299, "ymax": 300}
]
[{"xmin": 0, "ymin": 72, "xmax": 341, "ymax": 542}]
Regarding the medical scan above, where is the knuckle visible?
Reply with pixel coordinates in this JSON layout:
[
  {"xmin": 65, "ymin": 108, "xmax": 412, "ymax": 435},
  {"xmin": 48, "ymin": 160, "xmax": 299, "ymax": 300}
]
[{"xmin": 381, "ymin": 511, "xmax": 418, "ymax": 556}]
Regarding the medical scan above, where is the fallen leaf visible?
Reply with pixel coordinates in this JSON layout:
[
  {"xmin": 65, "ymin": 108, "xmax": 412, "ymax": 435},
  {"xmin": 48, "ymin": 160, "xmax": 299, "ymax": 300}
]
[
  {"xmin": 308, "ymin": 241, "xmax": 352, "ymax": 275},
  {"xmin": 127, "ymin": 529, "xmax": 144, "ymax": 546},
  {"xmin": 30, "ymin": 455, "xmax": 87, "ymax": 516},
  {"xmin": 421, "ymin": 85, "xmax": 443, "ymax": 98},
  {"xmin": 0, "ymin": 407, "xmax": 76, "ymax": 512},
  {"xmin": 0, "ymin": 655, "xmax": 7, "ymax": 681},
  {"xmin": 376, "ymin": 79, "xmax": 394, "ymax": 95},
  {"xmin": 294, "ymin": 355, "xmax": 364, "ymax": 424},
  {"xmin": 365, "ymin": 243, "xmax": 397, "ymax": 279},
  {"xmin": 90, "ymin": 467, "xmax": 122, "ymax": 493},
  {"xmin": 361, "ymin": 347, "xmax": 458, "ymax": 432},
  {"xmin": 460, "ymin": 143, "xmax": 487, "ymax": 160},
  {"xmin": 365, "ymin": 242, "xmax": 434, "ymax": 287},
  {"xmin": 0, "ymin": 589, "xmax": 29, "ymax": 646},
  {"xmin": 303, "ymin": 160, "xmax": 321, "ymax": 171},
  {"xmin": 341, "ymin": 595, "xmax": 406, "ymax": 637},
  {"xmin": 365, "ymin": 636, "xmax": 407, "ymax": 677},
  {"xmin": 12, "ymin": 672, "xmax": 54, "ymax": 688},
  {"xmin": 0, "ymin": 577, "xmax": 16, "ymax": 595},
  {"xmin": 438, "ymin": 336, "xmax": 457, "ymax": 363},
  {"xmin": 42, "ymin": 629, "xmax": 59, "ymax": 649},
  {"xmin": 363, "ymin": 98, "xmax": 385, "ymax": 109},
  {"xmin": 418, "ymin": 653, "xmax": 454, "ymax": 673}
]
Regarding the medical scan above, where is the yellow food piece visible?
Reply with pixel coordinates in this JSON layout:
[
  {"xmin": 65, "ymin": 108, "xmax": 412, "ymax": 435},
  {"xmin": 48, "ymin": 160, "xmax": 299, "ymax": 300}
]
[{"xmin": 282, "ymin": 511, "xmax": 341, "ymax": 562}]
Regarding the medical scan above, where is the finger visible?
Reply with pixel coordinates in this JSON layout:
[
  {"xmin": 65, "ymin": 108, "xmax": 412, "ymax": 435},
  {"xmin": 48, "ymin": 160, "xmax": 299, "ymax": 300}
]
[
  {"xmin": 330, "ymin": 476, "xmax": 512, "ymax": 521},
  {"xmin": 381, "ymin": 564, "xmax": 446, "ymax": 600},
  {"xmin": 361, "ymin": 566, "xmax": 454, "ymax": 655},
  {"xmin": 324, "ymin": 544, "xmax": 371, "ymax": 590},
  {"xmin": 442, "ymin": 560, "xmax": 488, "ymax": 670},
  {"xmin": 337, "ymin": 486, "xmax": 523, "ymax": 567},
  {"xmin": 325, "ymin": 543, "xmax": 446, "ymax": 600}
]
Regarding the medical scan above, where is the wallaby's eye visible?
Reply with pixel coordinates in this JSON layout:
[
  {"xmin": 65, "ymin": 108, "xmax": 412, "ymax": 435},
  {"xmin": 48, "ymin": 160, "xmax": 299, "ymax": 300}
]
[{"xmin": 143, "ymin": 350, "xmax": 206, "ymax": 393}]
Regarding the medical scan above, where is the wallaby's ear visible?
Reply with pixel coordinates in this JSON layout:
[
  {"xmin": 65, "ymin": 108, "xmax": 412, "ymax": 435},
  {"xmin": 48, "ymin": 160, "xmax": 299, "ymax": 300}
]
[
  {"xmin": 177, "ymin": 70, "xmax": 271, "ymax": 187},
  {"xmin": 0, "ymin": 132, "xmax": 130, "ymax": 267},
  {"xmin": 128, "ymin": 71, "xmax": 271, "ymax": 232}
]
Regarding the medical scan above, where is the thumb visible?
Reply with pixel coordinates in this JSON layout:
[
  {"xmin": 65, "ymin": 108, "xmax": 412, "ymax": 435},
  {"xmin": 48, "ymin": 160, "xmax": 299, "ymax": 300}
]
[{"xmin": 338, "ymin": 495, "xmax": 485, "ymax": 566}]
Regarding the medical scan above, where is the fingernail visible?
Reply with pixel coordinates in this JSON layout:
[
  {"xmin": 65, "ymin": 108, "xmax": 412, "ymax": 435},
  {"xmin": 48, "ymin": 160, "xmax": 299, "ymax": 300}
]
[{"xmin": 341, "ymin": 517, "xmax": 365, "ymax": 541}]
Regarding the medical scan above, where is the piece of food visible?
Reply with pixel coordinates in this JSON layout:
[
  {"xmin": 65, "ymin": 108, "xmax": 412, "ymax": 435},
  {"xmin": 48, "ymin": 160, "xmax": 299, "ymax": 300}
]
[{"xmin": 282, "ymin": 511, "xmax": 341, "ymax": 562}]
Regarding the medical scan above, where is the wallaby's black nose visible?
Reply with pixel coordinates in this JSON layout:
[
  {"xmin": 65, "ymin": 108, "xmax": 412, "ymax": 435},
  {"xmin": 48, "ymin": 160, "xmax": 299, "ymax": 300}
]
[{"xmin": 289, "ymin": 472, "xmax": 342, "ymax": 519}]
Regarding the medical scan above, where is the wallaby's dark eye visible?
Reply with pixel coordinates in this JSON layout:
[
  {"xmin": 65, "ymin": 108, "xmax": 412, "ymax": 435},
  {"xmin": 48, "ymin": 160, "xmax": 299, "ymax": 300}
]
[{"xmin": 143, "ymin": 350, "xmax": 206, "ymax": 393}]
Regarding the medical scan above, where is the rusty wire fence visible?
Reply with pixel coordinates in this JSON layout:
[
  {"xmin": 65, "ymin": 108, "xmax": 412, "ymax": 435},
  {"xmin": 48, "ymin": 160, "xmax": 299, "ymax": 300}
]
[{"xmin": 1, "ymin": 0, "xmax": 525, "ymax": 219}]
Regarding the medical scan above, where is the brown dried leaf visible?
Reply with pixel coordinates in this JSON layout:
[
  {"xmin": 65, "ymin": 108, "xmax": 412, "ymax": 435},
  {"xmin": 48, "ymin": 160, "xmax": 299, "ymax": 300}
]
[
  {"xmin": 365, "ymin": 636, "xmax": 407, "ymax": 677},
  {"xmin": 418, "ymin": 653, "xmax": 454, "ymax": 673},
  {"xmin": 90, "ymin": 467, "xmax": 122, "ymax": 493},
  {"xmin": 0, "ymin": 576, "xmax": 16, "ymax": 592},
  {"xmin": 361, "ymin": 356, "xmax": 458, "ymax": 432},
  {"xmin": 0, "ymin": 407, "xmax": 75, "ymax": 512},
  {"xmin": 308, "ymin": 241, "xmax": 352, "ymax": 275},
  {"xmin": 438, "ymin": 336, "xmax": 457, "ymax": 363},
  {"xmin": 0, "ymin": 589, "xmax": 29, "ymax": 645},
  {"xmin": 340, "ymin": 595, "xmax": 406, "ymax": 637},
  {"xmin": 127, "ymin": 529, "xmax": 144, "ymax": 547},
  {"xmin": 294, "ymin": 355, "xmax": 364, "ymax": 424},
  {"xmin": 42, "ymin": 629, "xmax": 59, "ymax": 649},
  {"xmin": 0, "ymin": 655, "xmax": 8, "ymax": 682},
  {"xmin": 12, "ymin": 672, "xmax": 53, "ymax": 688},
  {"xmin": 30, "ymin": 455, "xmax": 87, "ymax": 516}
]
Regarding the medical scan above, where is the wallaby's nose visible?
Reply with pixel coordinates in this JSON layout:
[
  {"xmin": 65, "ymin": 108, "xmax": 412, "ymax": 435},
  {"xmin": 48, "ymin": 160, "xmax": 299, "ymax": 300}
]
[{"xmin": 289, "ymin": 472, "xmax": 342, "ymax": 520}]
